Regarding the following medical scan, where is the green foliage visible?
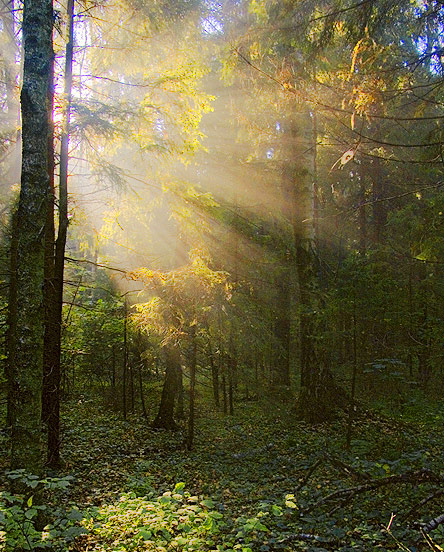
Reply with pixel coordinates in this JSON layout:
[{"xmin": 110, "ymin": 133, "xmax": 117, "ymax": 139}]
[
  {"xmin": 84, "ymin": 485, "xmax": 224, "ymax": 551},
  {"xmin": 24, "ymin": 399, "xmax": 440, "ymax": 552},
  {"xmin": 0, "ymin": 471, "xmax": 86, "ymax": 551}
]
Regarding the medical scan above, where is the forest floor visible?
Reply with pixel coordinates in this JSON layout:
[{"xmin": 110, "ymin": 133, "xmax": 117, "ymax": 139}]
[{"xmin": 2, "ymin": 392, "xmax": 444, "ymax": 551}]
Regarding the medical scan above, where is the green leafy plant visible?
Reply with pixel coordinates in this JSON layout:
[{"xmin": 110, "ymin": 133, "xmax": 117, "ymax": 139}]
[
  {"xmin": 85, "ymin": 483, "xmax": 225, "ymax": 551},
  {"xmin": 0, "ymin": 471, "xmax": 86, "ymax": 551}
]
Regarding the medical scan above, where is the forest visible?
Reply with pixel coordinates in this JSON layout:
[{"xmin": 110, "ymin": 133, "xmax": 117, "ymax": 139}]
[{"xmin": 1, "ymin": 0, "xmax": 444, "ymax": 550}]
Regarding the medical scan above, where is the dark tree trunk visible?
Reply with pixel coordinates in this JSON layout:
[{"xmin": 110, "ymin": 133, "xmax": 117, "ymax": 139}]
[
  {"xmin": 42, "ymin": 43, "xmax": 56, "ymax": 429},
  {"xmin": 228, "ymin": 356, "xmax": 234, "ymax": 415},
  {"xmin": 358, "ymin": 178, "xmax": 367, "ymax": 255},
  {"xmin": 186, "ymin": 325, "xmax": 197, "ymax": 450},
  {"xmin": 222, "ymin": 369, "xmax": 227, "ymax": 415},
  {"xmin": 42, "ymin": 0, "xmax": 74, "ymax": 468},
  {"xmin": 138, "ymin": 362, "xmax": 148, "ymax": 419},
  {"xmin": 207, "ymin": 339, "xmax": 220, "ymax": 407},
  {"xmin": 371, "ymin": 157, "xmax": 386, "ymax": 244},
  {"xmin": 112, "ymin": 344, "xmax": 116, "ymax": 389},
  {"xmin": 129, "ymin": 364, "xmax": 135, "ymax": 413},
  {"xmin": 5, "ymin": 212, "xmax": 17, "ymax": 429},
  {"xmin": 290, "ymin": 114, "xmax": 347, "ymax": 423},
  {"xmin": 273, "ymin": 263, "xmax": 291, "ymax": 387},
  {"xmin": 9, "ymin": 0, "xmax": 53, "ymax": 473},
  {"xmin": 175, "ymin": 364, "xmax": 185, "ymax": 420},
  {"xmin": 122, "ymin": 299, "xmax": 128, "ymax": 419},
  {"xmin": 151, "ymin": 346, "xmax": 179, "ymax": 430}
]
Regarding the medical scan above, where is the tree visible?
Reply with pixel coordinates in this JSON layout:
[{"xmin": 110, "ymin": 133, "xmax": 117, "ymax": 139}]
[
  {"xmin": 132, "ymin": 250, "xmax": 227, "ymax": 432},
  {"xmin": 8, "ymin": 0, "xmax": 53, "ymax": 472},
  {"xmin": 42, "ymin": 0, "xmax": 75, "ymax": 469}
]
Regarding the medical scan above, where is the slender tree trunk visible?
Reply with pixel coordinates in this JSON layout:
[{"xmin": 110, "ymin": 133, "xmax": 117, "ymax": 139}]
[
  {"xmin": 207, "ymin": 339, "xmax": 220, "ymax": 407},
  {"xmin": 151, "ymin": 346, "xmax": 179, "ymax": 430},
  {"xmin": 42, "ymin": 45, "xmax": 55, "ymax": 424},
  {"xmin": 122, "ymin": 299, "xmax": 128, "ymax": 419},
  {"xmin": 358, "ymin": 178, "xmax": 367, "ymax": 255},
  {"xmin": 175, "ymin": 364, "xmax": 185, "ymax": 420},
  {"xmin": 222, "ymin": 368, "xmax": 227, "ymax": 415},
  {"xmin": 42, "ymin": 0, "xmax": 74, "ymax": 468},
  {"xmin": 9, "ymin": 0, "xmax": 53, "ymax": 473},
  {"xmin": 273, "ymin": 264, "xmax": 291, "ymax": 387},
  {"xmin": 138, "ymin": 362, "xmax": 148, "ymax": 419},
  {"xmin": 408, "ymin": 258, "xmax": 413, "ymax": 378},
  {"xmin": 129, "ymin": 364, "xmax": 135, "ymax": 413},
  {"xmin": 291, "ymin": 113, "xmax": 346, "ymax": 423},
  {"xmin": 346, "ymin": 289, "xmax": 358, "ymax": 449},
  {"xmin": 371, "ymin": 155, "xmax": 386, "ymax": 244},
  {"xmin": 228, "ymin": 355, "xmax": 234, "ymax": 416},
  {"xmin": 112, "ymin": 344, "xmax": 116, "ymax": 389},
  {"xmin": 186, "ymin": 325, "xmax": 197, "ymax": 450}
]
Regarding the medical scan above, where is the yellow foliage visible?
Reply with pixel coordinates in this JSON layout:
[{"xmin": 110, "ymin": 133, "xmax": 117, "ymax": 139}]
[{"xmin": 129, "ymin": 250, "xmax": 228, "ymax": 341}]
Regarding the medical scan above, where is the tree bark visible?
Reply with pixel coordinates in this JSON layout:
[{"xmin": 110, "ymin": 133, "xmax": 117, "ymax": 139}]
[
  {"xmin": 5, "ymin": 212, "xmax": 17, "ymax": 429},
  {"xmin": 208, "ymin": 341, "xmax": 220, "ymax": 407},
  {"xmin": 151, "ymin": 346, "xmax": 179, "ymax": 430},
  {"xmin": 290, "ymin": 113, "xmax": 345, "ymax": 423},
  {"xmin": 47, "ymin": 0, "xmax": 74, "ymax": 466},
  {"xmin": 273, "ymin": 263, "xmax": 291, "ymax": 387},
  {"xmin": 9, "ymin": 0, "xmax": 53, "ymax": 473},
  {"xmin": 186, "ymin": 325, "xmax": 197, "ymax": 450},
  {"xmin": 122, "ymin": 298, "xmax": 128, "ymax": 419},
  {"xmin": 371, "ymin": 156, "xmax": 386, "ymax": 244},
  {"xmin": 175, "ymin": 363, "xmax": 185, "ymax": 419},
  {"xmin": 138, "ymin": 361, "xmax": 148, "ymax": 419}
]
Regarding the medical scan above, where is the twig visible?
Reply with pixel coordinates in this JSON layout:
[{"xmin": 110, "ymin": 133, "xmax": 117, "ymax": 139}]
[
  {"xmin": 65, "ymin": 256, "xmax": 127, "ymax": 274},
  {"xmin": 420, "ymin": 529, "xmax": 442, "ymax": 552},
  {"xmin": 402, "ymin": 490, "xmax": 444, "ymax": 520},
  {"xmin": 296, "ymin": 458, "xmax": 323, "ymax": 491},
  {"xmin": 325, "ymin": 454, "xmax": 371, "ymax": 481}
]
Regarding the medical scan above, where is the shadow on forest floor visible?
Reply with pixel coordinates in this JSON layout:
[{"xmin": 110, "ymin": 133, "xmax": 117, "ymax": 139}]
[
  {"xmin": 47, "ymin": 394, "xmax": 444, "ymax": 551},
  {"xmin": 1, "ymin": 395, "xmax": 444, "ymax": 550}
]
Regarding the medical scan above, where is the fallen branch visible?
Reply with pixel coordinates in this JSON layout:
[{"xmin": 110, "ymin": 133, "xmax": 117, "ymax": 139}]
[
  {"xmin": 296, "ymin": 459, "xmax": 323, "ymax": 491},
  {"xmin": 402, "ymin": 489, "xmax": 444, "ymax": 520},
  {"xmin": 421, "ymin": 513, "xmax": 444, "ymax": 534},
  {"xmin": 325, "ymin": 454, "xmax": 371, "ymax": 481},
  {"xmin": 304, "ymin": 469, "xmax": 443, "ymax": 514}
]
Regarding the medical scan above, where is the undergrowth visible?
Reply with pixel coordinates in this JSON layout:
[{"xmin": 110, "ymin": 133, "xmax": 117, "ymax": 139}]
[{"xmin": 1, "ymin": 396, "xmax": 444, "ymax": 551}]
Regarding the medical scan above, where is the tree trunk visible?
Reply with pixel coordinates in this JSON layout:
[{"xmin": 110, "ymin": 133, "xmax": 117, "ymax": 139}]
[
  {"xmin": 371, "ymin": 155, "xmax": 386, "ymax": 244},
  {"xmin": 222, "ymin": 368, "xmax": 227, "ymax": 415},
  {"xmin": 42, "ymin": 0, "xmax": 74, "ymax": 468},
  {"xmin": 138, "ymin": 361, "xmax": 148, "ymax": 419},
  {"xmin": 290, "ymin": 113, "xmax": 346, "ymax": 423},
  {"xmin": 358, "ymin": 178, "xmax": 367, "ymax": 255},
  {"xmin": 9, "ymin": 0, "xmax": 53, "ymax": 473},
  {"xmin": 42, "ymin": 40, "xmax": 56, "ymax": 434},
  {"xmin": 175, "ymin": 364, "xmax": 185, "ymax": 420},
  {"xmin": 273, "ymin": 263, "xmax": 291, "ymax": 387},
  {"xmin": 207, "ymin": 339, "xmax": 220, "ymax": 407},
  {"xmin": 228, "ymin": 356, "xmax": 234, "ymax": 415},
  {"xmin": 5, "ymin": 212, "xmax": 17, "ymax": 429},
  {"xmin": 186, "ymin": 325, "xmax": 197, "ymax": 450},
  {"xmin": 122, "ymin": 299, "xmax": 128, "ymax": 419},
  {"xmin": 151, "ymin": 346, "xmax": 179, "ymax": 430},
  {"xmin": 129, "ymin": 364, "xmax": 135, "ymax": 413}
]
